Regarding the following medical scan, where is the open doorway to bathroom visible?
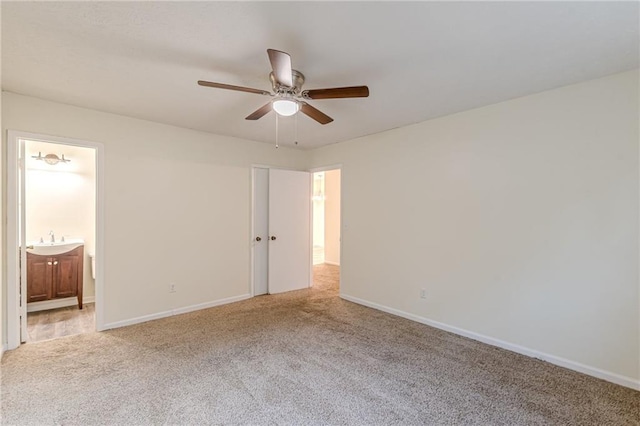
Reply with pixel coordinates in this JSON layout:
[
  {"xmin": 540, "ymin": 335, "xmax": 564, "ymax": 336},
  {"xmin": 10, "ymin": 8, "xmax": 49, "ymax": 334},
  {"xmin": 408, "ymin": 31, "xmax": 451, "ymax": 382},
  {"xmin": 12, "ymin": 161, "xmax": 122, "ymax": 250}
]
[
  {"xmin": 312, "ymin": 169, "xmax": 341, "ymax": 291},
  {"xmin": 22, "ymin": 140, "xmax": 97, "ymax": 342}
]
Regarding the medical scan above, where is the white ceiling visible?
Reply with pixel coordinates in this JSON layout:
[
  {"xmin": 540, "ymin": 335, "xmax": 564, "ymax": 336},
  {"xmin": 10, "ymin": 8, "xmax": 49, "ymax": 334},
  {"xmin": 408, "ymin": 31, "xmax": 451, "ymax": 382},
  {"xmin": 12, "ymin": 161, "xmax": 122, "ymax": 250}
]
[{"xmin": 2, "ymin": 2, "xmax": 638, "ymax": 149}]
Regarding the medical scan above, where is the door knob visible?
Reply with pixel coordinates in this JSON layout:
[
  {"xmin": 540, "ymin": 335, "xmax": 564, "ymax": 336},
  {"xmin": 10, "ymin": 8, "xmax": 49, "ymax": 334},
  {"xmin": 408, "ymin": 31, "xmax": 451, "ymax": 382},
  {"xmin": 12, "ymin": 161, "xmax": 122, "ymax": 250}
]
[
  {"xmin": 270, "ymin": 236, "xmax": 277, "ymax": 241},
  {"xmin": 255, "ymin": 237, "xmax": 262, "ymax": 242}
]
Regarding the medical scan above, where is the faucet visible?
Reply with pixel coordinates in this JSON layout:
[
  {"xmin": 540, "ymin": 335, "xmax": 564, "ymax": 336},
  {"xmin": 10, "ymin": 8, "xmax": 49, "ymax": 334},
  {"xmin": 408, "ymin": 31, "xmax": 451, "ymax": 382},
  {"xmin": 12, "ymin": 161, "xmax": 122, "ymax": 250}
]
[{"xmin": 49, "ymin": 230, "xmax": 55, "ymax": 243}]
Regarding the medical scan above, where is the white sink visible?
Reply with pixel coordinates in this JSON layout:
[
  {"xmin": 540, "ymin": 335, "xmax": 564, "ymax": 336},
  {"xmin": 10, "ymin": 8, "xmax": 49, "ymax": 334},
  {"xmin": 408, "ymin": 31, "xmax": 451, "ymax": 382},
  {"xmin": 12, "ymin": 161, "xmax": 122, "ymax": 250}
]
[{"xmin": 26, "ymin": 239, "xmax": 84, "ymax": 256}]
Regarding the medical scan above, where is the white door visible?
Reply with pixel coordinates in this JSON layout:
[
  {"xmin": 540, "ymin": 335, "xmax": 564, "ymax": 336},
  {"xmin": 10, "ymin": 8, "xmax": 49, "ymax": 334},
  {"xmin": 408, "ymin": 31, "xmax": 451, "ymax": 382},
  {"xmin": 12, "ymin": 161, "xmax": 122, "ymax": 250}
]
[
  {"xmin": 267, "ymin": 169, "xmax": 311, "ymax": 294},
  {"xmin": 7, "ymin": 135, "xmax": 28, "ymax": 347},
  {"xmin": 253, "ymin": 168, "xmax": 269, "ymax": 296},
  {"xmin": 19, "ymin": 139, "xmax": 27, "ymax": 341}
]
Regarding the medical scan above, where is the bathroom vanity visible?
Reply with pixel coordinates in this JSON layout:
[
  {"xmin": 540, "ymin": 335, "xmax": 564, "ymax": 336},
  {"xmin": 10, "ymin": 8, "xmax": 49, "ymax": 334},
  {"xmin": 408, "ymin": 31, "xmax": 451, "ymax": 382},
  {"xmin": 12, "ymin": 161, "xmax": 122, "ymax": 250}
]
[{"xmin": 26, "ymin": 244, "xmax": 84, "ymax": 309}]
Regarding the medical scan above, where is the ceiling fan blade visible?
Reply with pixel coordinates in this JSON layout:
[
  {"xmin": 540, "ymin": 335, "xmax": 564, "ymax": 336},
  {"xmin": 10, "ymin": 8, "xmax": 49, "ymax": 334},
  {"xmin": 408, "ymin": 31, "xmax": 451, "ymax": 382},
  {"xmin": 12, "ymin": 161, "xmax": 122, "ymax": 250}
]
[
  {"xmin": 299, "ymin": 102, "xmax": 333, "ymax": 125},
  {"xmin": 245, "ymin": 102, "xmax": 273, "ymax": 120},
  {"xmin": 198, "ymin": 80, "xmax": 271, "ymax": 96},
  {"xmin": 267, "ymin": 49, "xmax": 293, "ymax": 87},
  {"xmin": 303, "ymin": 86, "xmax": 369, "ymax": 100}
]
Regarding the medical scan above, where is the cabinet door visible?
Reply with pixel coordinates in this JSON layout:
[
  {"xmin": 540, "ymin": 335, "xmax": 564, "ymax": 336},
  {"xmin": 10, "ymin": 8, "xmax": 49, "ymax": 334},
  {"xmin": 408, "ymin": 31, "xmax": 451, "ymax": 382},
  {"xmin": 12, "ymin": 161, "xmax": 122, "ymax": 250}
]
[
  {"xmin": 54, "ymin": 255, "xmax": 79, "ymax": 299},
  {"xmin": 27, "ymin": 255, "xmax": 53, "ymax": 303}
]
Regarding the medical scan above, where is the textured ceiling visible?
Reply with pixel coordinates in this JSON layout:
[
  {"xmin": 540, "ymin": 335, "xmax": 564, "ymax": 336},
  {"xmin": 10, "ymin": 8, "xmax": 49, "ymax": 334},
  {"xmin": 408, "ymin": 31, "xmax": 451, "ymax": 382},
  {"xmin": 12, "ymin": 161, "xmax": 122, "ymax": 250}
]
[{"xmin": 2, "ymin": 2, "xmax": 638, "ymax": 149}]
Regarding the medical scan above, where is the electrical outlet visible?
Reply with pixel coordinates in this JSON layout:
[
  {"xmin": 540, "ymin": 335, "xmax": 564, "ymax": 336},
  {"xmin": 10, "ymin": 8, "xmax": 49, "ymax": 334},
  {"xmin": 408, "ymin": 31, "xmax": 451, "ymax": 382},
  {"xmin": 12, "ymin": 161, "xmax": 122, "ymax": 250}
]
[
  {"xmin": 169, "ymin": 283, "xmax": 177, "ymax": 293},
  {"xmin": 420, "ymin": 288, "xmax": 427, "ymax": 299}
]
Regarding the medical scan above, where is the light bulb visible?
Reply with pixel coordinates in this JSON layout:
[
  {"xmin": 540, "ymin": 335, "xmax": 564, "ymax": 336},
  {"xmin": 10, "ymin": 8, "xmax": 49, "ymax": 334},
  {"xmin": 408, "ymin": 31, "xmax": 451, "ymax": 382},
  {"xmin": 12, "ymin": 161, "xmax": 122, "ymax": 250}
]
[{"xmin": 272, "ymin": 99, "xmax": 299, "ymax": 116}]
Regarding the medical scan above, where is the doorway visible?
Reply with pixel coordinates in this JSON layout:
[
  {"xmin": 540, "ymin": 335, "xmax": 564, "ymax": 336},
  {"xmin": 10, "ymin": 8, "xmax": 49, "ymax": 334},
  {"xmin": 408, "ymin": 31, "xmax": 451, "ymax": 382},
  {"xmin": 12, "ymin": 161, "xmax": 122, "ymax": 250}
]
[
  {"xmin": 6, "ymin": 131, "xmax": 104, "ymax": 349},
  {"xmin": 312, "ymin": 168, "xmax": 341, "ymax": 289}
]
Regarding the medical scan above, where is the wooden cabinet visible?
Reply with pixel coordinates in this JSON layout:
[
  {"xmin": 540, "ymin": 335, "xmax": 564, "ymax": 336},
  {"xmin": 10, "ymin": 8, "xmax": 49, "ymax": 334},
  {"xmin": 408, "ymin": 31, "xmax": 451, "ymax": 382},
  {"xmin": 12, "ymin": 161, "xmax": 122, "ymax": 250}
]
[
  {"xmin": 27, "ymin": 246, "xmax": 84, "ymax": 309},
  {"xmin": 26, "ymin": 255, "xmax": 53, "ymax": 302}
]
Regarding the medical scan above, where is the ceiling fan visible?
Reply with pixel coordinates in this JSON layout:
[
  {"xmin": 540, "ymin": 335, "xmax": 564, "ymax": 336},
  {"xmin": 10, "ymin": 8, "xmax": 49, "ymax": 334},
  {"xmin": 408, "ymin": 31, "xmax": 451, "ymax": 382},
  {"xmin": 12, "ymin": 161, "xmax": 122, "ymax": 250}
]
[{"xmin": 198, "ymin": 49, "xmax": 369, "ymax": 125}]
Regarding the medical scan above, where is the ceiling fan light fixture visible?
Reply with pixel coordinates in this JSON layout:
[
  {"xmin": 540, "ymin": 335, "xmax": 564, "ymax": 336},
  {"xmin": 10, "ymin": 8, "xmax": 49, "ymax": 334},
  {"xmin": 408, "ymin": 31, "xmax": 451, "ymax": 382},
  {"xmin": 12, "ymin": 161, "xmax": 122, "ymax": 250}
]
[{"xmin": 272, "ymin": 99, "xmax": 299, "ymax": 117}]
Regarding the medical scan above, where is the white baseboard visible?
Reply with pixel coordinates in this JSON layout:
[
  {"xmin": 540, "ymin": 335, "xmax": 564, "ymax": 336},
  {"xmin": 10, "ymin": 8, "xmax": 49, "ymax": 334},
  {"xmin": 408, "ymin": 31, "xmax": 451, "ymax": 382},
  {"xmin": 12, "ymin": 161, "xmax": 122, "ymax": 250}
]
[
  {"xmin": 340, "ymin": 293, "xmax": 640, "ymax": 391},
  {"xmin": 27, "ymin": 296, "xmax": 96, "ymax": 313},
  {"xmin": 102, "ymin": 294, "xmax": 252, "ymax": 330},
  {"xmin": 324, "ymin": 260, "xmax": 340, "ymax": 266}
]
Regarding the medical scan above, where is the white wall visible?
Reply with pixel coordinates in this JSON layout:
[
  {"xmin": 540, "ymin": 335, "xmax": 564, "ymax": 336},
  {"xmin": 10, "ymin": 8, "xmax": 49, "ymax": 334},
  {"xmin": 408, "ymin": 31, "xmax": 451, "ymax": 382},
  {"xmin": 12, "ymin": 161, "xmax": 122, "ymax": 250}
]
[
  {"xmin": 310, "ymin": 70, "xmax": 640, "ymax": 386},
  {"xmin": 324, "ymin": 169, "xmax": 341, "ymax": 265},
  {"xmin": 25, "ymin": 141, "xmax": 96, "ymax": 298},
  {"xmin": 2, "ymin": 92, "xmax": 308, "ymax": 328},
  {"xmin": 0, "ymin": 55, "xmax": 3, "ymax": 356},
  {"xmin": 312, "ymin": 172, "xmax": 325, "ymax": 250}
]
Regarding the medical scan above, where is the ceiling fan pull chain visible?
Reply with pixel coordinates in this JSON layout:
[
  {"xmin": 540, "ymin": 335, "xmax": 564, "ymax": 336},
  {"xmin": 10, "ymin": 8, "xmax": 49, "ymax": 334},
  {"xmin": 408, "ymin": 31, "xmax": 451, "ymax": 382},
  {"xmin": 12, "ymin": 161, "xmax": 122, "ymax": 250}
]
[
  {"xmin": 294, "ymin": 111, "xmax": 298, "ymax": 145},
  {"xmin": 275, "ymin": 112, "xmax": 279, "ymax": 149}
]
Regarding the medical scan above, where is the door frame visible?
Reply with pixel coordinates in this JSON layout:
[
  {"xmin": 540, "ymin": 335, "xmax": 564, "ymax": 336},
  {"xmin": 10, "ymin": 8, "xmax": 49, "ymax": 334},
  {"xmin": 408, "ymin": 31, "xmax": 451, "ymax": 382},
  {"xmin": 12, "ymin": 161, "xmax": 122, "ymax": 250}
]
[
  {"xmin": 6, "ymin": 130, "xmax": 105, "ymax": 349},
  {"xmin": 250, "ymin": 164, "xmax": 312, "ymax": 297},
  {"xmin": 309, "ymin": 164, "xmax": 343, "ymax": 289}
]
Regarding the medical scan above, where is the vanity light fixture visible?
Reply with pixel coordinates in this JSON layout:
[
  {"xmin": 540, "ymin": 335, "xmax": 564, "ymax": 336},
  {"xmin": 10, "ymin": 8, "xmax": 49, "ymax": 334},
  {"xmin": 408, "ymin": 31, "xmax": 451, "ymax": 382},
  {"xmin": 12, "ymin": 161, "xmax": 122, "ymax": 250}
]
[{"xmin": 31, "ymin": 152, "xmax": 71, "ymax": 165}]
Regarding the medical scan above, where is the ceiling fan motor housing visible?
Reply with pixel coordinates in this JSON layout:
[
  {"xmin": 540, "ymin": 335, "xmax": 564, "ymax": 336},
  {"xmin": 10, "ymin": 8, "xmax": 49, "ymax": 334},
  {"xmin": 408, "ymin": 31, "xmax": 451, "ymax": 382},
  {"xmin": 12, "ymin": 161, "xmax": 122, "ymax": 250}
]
[{"xmin": 270, "ymin": 69, "xmax": 305, "ymax": 95}]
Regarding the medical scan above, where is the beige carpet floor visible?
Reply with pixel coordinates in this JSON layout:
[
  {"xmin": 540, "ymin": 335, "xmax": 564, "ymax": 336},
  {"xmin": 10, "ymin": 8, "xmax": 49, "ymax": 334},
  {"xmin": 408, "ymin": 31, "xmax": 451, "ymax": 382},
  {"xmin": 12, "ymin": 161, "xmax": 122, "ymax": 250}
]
[{"xmin": 1, "ymin": 264, "xmax": 638, "ymax": 425}]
